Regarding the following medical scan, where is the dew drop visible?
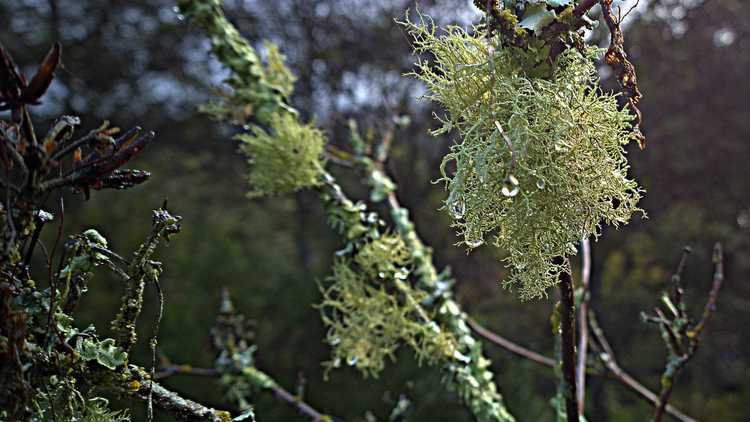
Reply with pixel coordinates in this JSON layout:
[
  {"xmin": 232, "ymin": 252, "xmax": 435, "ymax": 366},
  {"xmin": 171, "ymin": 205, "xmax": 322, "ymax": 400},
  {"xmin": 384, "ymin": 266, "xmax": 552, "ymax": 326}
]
[
  {"xmin": 347, "ymin": 355, "xmax": 359, "ymax": 366},
  {"xmin": 536, "ymin": 178, "xmax": 545, "ymax": 189},
  {"xmin": 501, "ymin": 175, "xmax": 519, "ymax": 197},
  {"xmin": 466, "ymin": 238, "xmax": 484, "ymax": 248},
  {"xmin": 449, "ymin": 199, "xmax": 465, "ymax": 219}
]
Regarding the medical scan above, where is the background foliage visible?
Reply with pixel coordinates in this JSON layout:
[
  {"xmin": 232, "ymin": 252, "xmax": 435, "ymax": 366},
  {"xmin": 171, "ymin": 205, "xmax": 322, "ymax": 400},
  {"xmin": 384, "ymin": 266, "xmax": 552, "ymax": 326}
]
[{"xmin": 1, "ymin": 0, "xmax": 748, "ymax": 420}]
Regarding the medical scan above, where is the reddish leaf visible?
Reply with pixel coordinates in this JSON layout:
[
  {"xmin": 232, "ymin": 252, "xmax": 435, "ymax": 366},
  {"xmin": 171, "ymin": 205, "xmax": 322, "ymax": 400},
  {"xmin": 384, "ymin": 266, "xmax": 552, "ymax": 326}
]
[{"xmin": 21, "ymin": 43, "xmax": 61, "ymax": 104}]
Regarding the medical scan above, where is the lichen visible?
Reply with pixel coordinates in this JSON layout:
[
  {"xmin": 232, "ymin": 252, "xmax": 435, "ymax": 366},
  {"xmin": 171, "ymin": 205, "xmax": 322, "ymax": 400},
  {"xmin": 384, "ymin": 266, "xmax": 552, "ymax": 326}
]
[
  {"xmin": 318, "ymin": 235, "xmax": 456, "ymax": 378},
  {"xmin": 404, "ymin": 17, "xmax": 643, "ymax": 300},
  {"xmin": 235, "ymin": 112, "xmax": 326, "ymax": 197}
]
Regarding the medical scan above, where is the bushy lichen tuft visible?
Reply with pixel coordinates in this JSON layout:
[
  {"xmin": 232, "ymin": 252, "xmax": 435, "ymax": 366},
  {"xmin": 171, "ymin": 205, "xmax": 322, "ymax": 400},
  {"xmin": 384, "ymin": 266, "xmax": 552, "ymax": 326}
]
[
  {"xmin": 235, "ymin": 112, "xmax": 326, "ymax": 197},
  {"xmin": 318, "ymin": 235, "xmax": 456, "ymax": 378},
  {"xmin": 404, "ymin": 18, "xmax": 642, "ymax": 300}
]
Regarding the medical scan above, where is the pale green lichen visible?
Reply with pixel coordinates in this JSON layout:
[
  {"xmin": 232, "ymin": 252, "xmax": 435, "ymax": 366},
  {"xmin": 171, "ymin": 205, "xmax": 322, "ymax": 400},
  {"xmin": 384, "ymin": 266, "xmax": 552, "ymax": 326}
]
[
  {"xmin": 235, "ymin": 112, "xmax": 326, "ymax": 197},
  {"xmin": 404, "ymin": 17, "xmax": 642, "ymax": 300},
  {"xmin": 179, "ymin": 0, "xmax": 325, "ymax": 198},
  {"xmin": 318, "ymin": 235, "xmax": 456, "ymax": 378}
]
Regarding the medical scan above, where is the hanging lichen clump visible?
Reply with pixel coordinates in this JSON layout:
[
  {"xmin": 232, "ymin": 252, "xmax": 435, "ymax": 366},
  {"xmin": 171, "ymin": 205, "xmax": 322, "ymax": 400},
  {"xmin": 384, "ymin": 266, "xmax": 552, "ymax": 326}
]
[
  {"xmin": 236, "ymin": 113, "xmax": 326, "ymax": 197},
  {"xmin": 318, "ymin": 234, "xmax": 456, "ymax": 377},
  {"xmin": 403, "ymin": 14, "xmax": 642, "ymax": 300}
]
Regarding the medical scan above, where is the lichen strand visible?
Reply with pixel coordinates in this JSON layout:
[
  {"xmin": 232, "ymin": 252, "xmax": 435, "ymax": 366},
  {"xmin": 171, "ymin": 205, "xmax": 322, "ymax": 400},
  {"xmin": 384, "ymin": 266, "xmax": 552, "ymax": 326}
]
[
  {"xmin": 235, "ymin": 112, "xmax": 326, "ymax": 197},
  {"xmin": 405, "ymin": 20, "xmax": 642, "ymax": 300},
  {"xmin": 318, "ymin": 235, "xmax": 456, "ymax": 378}
]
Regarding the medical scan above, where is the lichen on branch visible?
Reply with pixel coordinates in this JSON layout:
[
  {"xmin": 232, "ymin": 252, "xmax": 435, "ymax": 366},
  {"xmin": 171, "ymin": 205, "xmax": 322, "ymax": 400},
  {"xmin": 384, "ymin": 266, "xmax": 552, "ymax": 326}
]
[{"xmin": 403, "ymin": 14, "xmax": 643, "ymax": 300}]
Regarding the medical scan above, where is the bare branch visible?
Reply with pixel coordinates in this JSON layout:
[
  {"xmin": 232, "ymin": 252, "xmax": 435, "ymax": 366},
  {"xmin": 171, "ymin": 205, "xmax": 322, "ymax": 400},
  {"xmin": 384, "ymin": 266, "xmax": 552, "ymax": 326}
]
[
  {"xmin": 557, "ymin": 261, "xmax": 578, "ymax": 422},
  {"xmin": 576, "ymin": 238, "xmax": 592, "ymax": 415},
  {"xmin": 467, "ymin": 317, "xmax": 556, "ymax": 368}
]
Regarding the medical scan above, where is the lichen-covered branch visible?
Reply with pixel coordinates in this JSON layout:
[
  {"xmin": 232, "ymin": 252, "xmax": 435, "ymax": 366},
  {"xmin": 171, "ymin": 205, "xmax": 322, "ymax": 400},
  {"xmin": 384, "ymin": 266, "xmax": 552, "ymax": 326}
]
[
  {"xmin": 344, "ymin": 123, "xmax": 515, "ymax": 421},
  {"xmin": 111, "ymin": 207, "xmax": 181, "ymax": 352},
  {"xmin": 209, "ymin": 289, "xmax": 333, "ymax": 421},
  {"xmin": 644, "ymin": 243, "xmax": 725, "ymax": 422},
  {"xmin": 156, "ymin": 364, "xmax": 331, "ymax": 421},
  {"xmin": 122, "ymin": 366, "xmax": 230, "ymax": 422},
  {"xmin": 179, "ymin": 1, "xmax": 516, "ymax": 419}
]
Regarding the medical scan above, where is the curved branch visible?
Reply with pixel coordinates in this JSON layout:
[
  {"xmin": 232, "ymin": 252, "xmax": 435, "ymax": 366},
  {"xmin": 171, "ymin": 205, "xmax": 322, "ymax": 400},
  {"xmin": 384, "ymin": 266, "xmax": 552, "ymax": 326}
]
[{"xmin": 467, "ymin": 318, "xmax": 556, "ymax": 368}]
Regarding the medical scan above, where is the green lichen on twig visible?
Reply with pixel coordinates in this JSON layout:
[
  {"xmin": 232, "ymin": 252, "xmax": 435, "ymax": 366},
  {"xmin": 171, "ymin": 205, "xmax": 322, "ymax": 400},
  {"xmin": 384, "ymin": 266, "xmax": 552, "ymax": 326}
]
[
  {"xmin": 236, "ymin": 112, "xmax": 325, "ymax": 197},
  {"xmin": 177, "ymin": 0, "xmax": 296, "ymax": 125},
  {"xmin": 346, "ymin": 122, "xmax": 515, "ymax": 422},
  {"xmin": 318, "ymin": 234, "xmax": 456, "ymax": 378},
  {"xmin": 111, "ymin": 207, "xmax": 181, "ymax": 352},
  {"xmin": 403, "ymin": 14, "xmax": 642, "ymax": 300},
  {"xmin": 178, "ymin": 0, "xmax": 325, "ymax": 196},
  {"xmin": 183, "ymin": 1, "xmax": 514, "ymax": 419}
]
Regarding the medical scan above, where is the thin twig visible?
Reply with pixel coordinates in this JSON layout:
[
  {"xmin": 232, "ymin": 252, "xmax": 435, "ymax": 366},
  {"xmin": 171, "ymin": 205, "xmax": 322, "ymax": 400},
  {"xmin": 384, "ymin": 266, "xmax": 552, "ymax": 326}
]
[
  {"xmin": 576, "ymin": 237, "xmax": 592, "ymax": 415},
  {"xmin": 467, "ymin": 318, "xmax": 556, "ymax": 368},
  {"xmin": 600, "ymin": 0, "xmax": 645, "ymax": 148},
  {"xmin": 691, "ymin": 243, "xmax": 724, "ymax": 337},
  {"xmin": 588, "ymin": 311, "xmax": 696, "ymax": 422},
  {"xmin": 652, "ymin": 243, "xmax": 725, "ymax": 422}
]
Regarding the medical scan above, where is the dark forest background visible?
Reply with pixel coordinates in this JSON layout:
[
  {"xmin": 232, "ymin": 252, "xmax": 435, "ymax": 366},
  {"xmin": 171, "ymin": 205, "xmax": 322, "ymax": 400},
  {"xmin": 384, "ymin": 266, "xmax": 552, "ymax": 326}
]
[{"xmin": 1, "ymin": 0, "xmax": 748, "ymax": 420}]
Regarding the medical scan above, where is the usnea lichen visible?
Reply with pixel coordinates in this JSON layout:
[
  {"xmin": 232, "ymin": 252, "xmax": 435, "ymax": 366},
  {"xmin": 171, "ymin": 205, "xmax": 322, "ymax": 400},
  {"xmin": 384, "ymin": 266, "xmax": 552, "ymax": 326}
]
[
  {"xmin": 404, "ymin": 17, "xmax": 642, "ymax": 300},
  {"xmin": 235, "ymin": 112, "xmax": 326, "ymax": 197},
  {"xmin": 318, "ymin": 234, "xmax": 456, "ymax": 377},
  {"xmin": 178, "ymin": 0, "xmax": 325, "ymax": 198}
]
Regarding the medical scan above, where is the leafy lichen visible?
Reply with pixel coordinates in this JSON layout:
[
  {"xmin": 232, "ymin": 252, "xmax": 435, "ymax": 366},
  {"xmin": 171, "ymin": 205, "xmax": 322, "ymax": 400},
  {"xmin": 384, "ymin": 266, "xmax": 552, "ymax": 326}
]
[{"xmin": 404, "ymin": 16, "xmax": 643, "ymax": 300}]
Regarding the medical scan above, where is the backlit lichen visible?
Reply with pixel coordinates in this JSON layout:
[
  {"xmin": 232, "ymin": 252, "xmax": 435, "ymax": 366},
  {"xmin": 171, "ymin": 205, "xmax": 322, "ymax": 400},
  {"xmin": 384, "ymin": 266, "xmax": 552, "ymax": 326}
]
[
  {"xmin": 235, "ymin": 112, "xmax": 326, "ymax": 197},
  {"xmin": 404, "ymin": 17, "xmax": 642, "ymax": 300}
]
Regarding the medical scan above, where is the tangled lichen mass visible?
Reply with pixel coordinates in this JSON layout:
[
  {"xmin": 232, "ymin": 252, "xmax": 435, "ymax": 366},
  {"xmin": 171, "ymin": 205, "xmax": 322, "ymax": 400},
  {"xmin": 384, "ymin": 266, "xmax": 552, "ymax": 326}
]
[{"xmin": 404, "ymin": 16, "xmax": 643, "ymax": 299}]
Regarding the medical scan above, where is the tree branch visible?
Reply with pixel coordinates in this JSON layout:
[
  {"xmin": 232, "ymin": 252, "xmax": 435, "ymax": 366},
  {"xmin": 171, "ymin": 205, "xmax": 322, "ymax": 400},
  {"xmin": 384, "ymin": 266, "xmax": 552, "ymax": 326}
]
[
  {"xmin": 557, "ymin": 263, "xmax": 578, "ymax": 421},
  {"xmin": 588, "ymin": 311, "xmax": 696, "ymax": 422},
  {"xmin": 125, "ymin": 370, "xmax": 228, "ymax": 422},
  {"xmin": 155, "ymin": 364, "xmax": 331, "ymax": 421},
  {"xmin": 466, "ymin": 317, "xmax": 556, "ymax": 368}
]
